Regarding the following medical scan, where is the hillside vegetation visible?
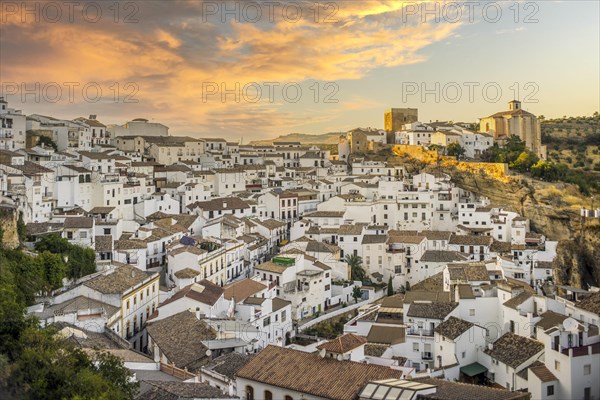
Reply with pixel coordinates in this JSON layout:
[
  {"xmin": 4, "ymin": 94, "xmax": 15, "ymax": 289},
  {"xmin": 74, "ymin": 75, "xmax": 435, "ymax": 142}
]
[
  {"xmin": 541, "ymin": 114, "xmax": 600, "ymax": 184},
  {"xmin": 250, "ymin": 132, "xmax": 343, "ymax": 146}
]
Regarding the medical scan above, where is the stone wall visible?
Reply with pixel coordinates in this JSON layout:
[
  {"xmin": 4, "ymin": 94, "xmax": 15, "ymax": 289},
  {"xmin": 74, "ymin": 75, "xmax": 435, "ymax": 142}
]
[{"xmin": 0, "ymin": 204, "xmax": 20, "ymax": 249}]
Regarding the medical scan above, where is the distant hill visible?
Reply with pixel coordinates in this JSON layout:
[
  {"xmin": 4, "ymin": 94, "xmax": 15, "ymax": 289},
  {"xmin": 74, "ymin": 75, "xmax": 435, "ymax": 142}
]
[{"xmin": 250, "ymin": 132, "xmax": 344, "ymax": 146}]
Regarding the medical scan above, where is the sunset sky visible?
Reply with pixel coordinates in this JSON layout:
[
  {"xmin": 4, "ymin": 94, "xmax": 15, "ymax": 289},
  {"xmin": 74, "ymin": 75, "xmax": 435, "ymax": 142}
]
[{"xmin": 1, "ymin": 0, "xmax": 598, "ymax": 141}]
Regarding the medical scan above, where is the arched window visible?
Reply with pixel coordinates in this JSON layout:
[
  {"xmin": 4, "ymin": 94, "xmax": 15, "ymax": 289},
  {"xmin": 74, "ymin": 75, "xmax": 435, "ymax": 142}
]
[
  {"xmin": 245, "ymin": 386, "xmax": 254, "ymax": 400},
  {"xmin": 285, "ymin": 396, "xmax": 293, "ymax": 400},
  {"xmin": 485, "ymin": 123, "xmax": 490, "ymax": 132},
  {"xmin": 264, "ymin": 390, "xmax": 273, "ymax": 400}
]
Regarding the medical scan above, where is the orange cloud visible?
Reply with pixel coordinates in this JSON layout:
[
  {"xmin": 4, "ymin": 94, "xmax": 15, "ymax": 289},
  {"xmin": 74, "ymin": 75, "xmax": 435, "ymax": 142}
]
[{"xmin": 0, "ymin": 0, "xmax": 460, "ymax": 140}]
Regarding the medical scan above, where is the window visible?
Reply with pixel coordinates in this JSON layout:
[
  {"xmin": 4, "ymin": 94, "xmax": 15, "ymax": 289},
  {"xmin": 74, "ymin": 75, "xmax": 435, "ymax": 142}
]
[
  {"xmin": 263, "ymin": 316, "xmax": 271, "ymax": 327},
  {"xmin": 469, "ymin": 309, "xmax": 475, "ymax": 316},
  {"xmin": 413, "ymin": 343, "xmax": 419, "ymax": 352},
  {"xmin": 547, "ymin": 385, "xmax": 554, "ymax": 396},
  {"xmin": 284, "ymin": 396, "xmax": 293, "ymax": 400},
  {"xmin": 264, "ymin": 391, "xmax": 273, "ymax": 400},
  {"xmin": 461, "ymin": 352, "xmax": 466, "ymax": 359},
  {"xmin": 554, "ymin": 360, "xmax": 560, "ymax": 371},
  {"xmin": 583, "ymin": 364, "xmax": 591, "ymax": 375},
  {"xmin": 245, "ymin": 386, "xmax": 254, "ymax": 400}
]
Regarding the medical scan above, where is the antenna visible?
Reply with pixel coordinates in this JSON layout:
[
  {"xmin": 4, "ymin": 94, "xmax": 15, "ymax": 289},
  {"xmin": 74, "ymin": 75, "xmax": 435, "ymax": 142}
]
[{"xmin": 562, "ymin": 317, "xmax": 579, "ymax": 333}]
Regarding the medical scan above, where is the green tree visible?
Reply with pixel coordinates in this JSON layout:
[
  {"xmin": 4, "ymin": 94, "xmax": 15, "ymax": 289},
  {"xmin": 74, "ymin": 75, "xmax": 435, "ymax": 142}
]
[
  {"xmin": 0, "ymin": 248, "xmax": 138, "ymax": 399},
  {"xmin": 66, "ymin": 246, "xmax": 97, "ymax": 280},
  {"xmin": 345, "ymin": 254, "xmax": 366, "ymax": 282},
  {"xmin": 36, "ymin": 135, "xmax": 58, "ymax": 151},
  {"xmin": 505, "ymin": 135, "xmax": 526, "ymax": 153},
  {"xmin": 16, "ymin": 212, "xmax": 26, "ymax": 243},
  {"xmin": 446, "ymin": 142, "xmax": 466, "ymax": 158},
  {"xmin": 34, "ymin": 233, "xmax": 71, "ymax": 254},
  {"xmin": 387, "ymin": 276, "xmax": 394, "ymax": 296},
  {"xmin": 510, "ymin": 151, "xmax": 539, "ymax": 172},
  {"xmin": 351, "ymin": 286, "xmax": 362, "ymax": 304},
  {"xmin": 36, "ymin": 251, "xmax": 66, "ymax": 293}
]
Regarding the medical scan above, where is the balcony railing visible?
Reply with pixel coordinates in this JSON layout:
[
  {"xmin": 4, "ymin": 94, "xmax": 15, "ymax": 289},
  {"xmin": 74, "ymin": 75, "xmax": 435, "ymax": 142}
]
[
  {"xmin": 421, "ymin": 352, "xmax": 433, "ymax": 360},
  {"xmin": 407, "ymin": 328, "xmax": 434, "ymax": 337}
]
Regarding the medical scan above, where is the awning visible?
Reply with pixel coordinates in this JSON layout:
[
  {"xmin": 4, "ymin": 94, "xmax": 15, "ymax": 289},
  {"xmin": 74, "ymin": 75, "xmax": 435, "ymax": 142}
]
[{"xmin": 460, "ymin": 362, "xmax": 488, "ymax": 377}]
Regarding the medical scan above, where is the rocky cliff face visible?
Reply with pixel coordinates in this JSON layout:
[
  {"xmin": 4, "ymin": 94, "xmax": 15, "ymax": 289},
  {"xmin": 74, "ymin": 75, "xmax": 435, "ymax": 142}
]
[
  {"xmin": 421, "ymin": 163, "xmax": 599, "ymax": 288},
  {"xmin": 0, "ymin": 205, "xmax": 20, "ymax": 250}
]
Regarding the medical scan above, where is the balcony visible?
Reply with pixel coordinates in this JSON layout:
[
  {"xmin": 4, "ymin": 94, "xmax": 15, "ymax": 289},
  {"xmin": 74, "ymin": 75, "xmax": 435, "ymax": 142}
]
[
  {"xmin": 0, "ymin": 131, "xmax": 13, "ymax": 138},
  {"xmin": 421, "ymin": 352, "xmax": 433, "ymax": 360},
  {"xmin": 407, "ymin": 328, "xmax": 434, "ymax": 337}
]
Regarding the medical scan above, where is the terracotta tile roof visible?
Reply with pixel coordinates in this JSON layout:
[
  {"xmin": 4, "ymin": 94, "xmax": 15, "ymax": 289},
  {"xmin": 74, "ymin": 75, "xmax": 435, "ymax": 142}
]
[
  {"xmin": 574, "ymin": 291, "xmax": 600, "ymax": 315},
  {"xmin": 434, "ymin": 317, "xmax": 474, "ymax": 340},
  {"xmin": 420, "ymin": 250, "xmax": 468, "ymax": 263},
  {"xmin": 174, "ymin": 268, "xmax": 199, "ymax": 279},
  {"xmin": 406, "ymin": 302, "xmax": 458, "ymax": 320},
  {"xmin": 303, "ymin": 210, "xmax": 345, "ymax": 218},
  {"xmin": 271, "ymin": 297, "xmax": 291, "ymax": 312},
  {"xmin": 338, "ymin": 224, "xmax": 367, "ymax": 235},
  {"xmin": 88, "ymin": 206, "xmax": 115, "ymax": 214},
  {"xmin": 367, "ymin": 326, "xmax": 405, "ymax": 345},
  {"xmin": 146, "ymin": 311, "xmax": 216, "ymax": 371},
  {"xmin": 456, "ymin": 284, "xmax": 475, "ymax": 299},
  {"xmin": 160, "ymin": 281, "xmax": 224, "ymax": 308},
  {"xmin": 364, "ymin": 344, "xmax": 389, "ymax": 357},
  {"xmin": 255, "ymin": 260, "xmax": 289, "ymax": 274},
  {"xmin": 235, "ymin": 345, "xmax": 402, "ymax": 400},
  {"xmin": 63, "ymin": 216, "xmax": 94, "ymax": 229},
  {"xmin": 491, "ymin": 240, "xmax": 512, "ymax": 253},
  {"xmin": 317, "ymin": 333, "xmax": 367, "ymax": 353},
  {"xmin": 387, "ymin": 235, "xmax": 426, "ymax": 245},
  {"xmin": 95, "ymin": 235, "xmax": 113, "ymax": 252},
  {"xmin": 306, "ymin": 240, "xmax": 340, "ymax": 254},
  {"xmin": 415, "ymin": 377, "xmax": 530, "ymax": 400},
  {"xmin": 448, "ymin": 234, "xmax": 493, "ymax": 246},
  {"xmin": 502, "ymin": 292, "xmax": 533, "ymax": 310},
  {"xmin": 411, "ymin": 272, "xmax": 444, "ymax": 292},
  {"xmin": 203, "ymin": 352, "xmax": 254, "ymax": 380},
  {"xmin": 362, "ymin": 235, "xmax": 388, "ymax": 245},
  {"xmin": 447, "ymin": 263, "xmax": 489, "ymax": 281},
  {"xmin": 223, "ymin": 279, "xmax": 266, "ymax": 301},
  {"xmin": 26, "ymin": 222, "xmax": 63, "ymax": 236},
  {"xmin": 484, "ymin": 332, "xmax": 544, "ymax": 369},
  {"xmin": 380, "ymin": 295, "xmax": 404, "ymax": 309},
  {"xmin": 420, "ymin": 230, "xmax": 453, "ymax": 241},
  {"xmin": 139, "ymin": 380, "xmax": 231, "ymax": 399},
  {"xmin": 535, "ymin": 310, "xmax": 567, "ymax": 331},
  {"xmin": 254, "ymin": 218, "xmax": 287, "ymax": 230},
  {"xmin": 529, "ymin": 364, "xmax": 558, "ymax": 382},
  {"xmin": 169, "ymin": 245, "xmax": 206, "ymax": 257},
  {"xmin": 84, "ymin": 265, "xmax": 154, "ymax": 294},
  {"xmin": 515, "ymin": 360, "xmax": 543, "ymax": 380},
  {"xmin": 187, "ymin": 197, "xmax": 250, "ymax": 212},
  {"xmin": 404, "ymin": 290, "xmax": 451, "ymax": 303}
]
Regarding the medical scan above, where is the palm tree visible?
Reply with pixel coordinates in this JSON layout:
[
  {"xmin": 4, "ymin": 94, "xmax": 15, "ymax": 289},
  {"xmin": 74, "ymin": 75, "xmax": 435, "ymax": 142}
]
[
  {"xmin": 351, "ymin": 286, "xmax": 363, "ymax": 304},
  {"xmin": 344, "ymin": 254, "xmax": 365, "ymax": 282}
]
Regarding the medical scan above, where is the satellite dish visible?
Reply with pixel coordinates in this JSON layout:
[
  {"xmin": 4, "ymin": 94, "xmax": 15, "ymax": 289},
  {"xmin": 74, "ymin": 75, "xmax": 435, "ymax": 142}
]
[
  {"xmin": 563, "ymin": 318, "xmax": 579, "ymax": 333},
  {"xmin": 205, "ymin": 349, "xmax": 212, "ymax": 357},
  {"xmin": 319, "ymin": 348, "xmax": 326, "ymax": 358},
  {"xmin": 337, "ymin": 354, "xmax": 343, "ymax": 361}
]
